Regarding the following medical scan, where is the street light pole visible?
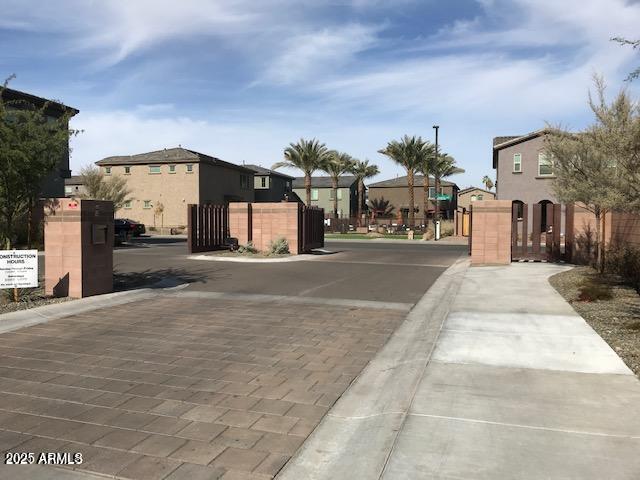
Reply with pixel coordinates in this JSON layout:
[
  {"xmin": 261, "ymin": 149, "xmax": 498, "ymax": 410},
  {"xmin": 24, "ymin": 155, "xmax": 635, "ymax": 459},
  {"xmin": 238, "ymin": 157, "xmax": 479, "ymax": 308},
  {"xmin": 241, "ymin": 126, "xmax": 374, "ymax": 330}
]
[{"xmin": 433, "ymin": 125, "xmax": 440, "ymax": 241}]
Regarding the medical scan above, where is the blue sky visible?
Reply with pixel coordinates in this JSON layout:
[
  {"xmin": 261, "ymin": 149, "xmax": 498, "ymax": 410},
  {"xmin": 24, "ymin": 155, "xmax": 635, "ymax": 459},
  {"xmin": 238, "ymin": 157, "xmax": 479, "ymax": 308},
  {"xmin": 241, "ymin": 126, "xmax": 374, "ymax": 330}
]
[{"xmin": 1, "ymin": 0, "xmax": 639, "ymax": 188}]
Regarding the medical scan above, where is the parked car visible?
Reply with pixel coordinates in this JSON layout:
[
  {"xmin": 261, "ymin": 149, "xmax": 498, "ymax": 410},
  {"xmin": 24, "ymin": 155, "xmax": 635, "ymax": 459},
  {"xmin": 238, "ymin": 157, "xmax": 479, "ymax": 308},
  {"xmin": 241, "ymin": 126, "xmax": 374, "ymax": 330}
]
[
  {"xmin": 114, "ymin": 219, "xmax": 134, "ymax": 245},
  {"xmin": 118, "ymin": 218, "xmax": 146, "ymax": 237}
]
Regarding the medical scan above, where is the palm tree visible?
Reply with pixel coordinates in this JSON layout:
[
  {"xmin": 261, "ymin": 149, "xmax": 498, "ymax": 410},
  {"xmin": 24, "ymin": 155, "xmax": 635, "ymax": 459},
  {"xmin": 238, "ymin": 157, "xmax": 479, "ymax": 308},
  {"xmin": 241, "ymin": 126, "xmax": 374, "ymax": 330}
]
[
  {"xmin": 482, "ymin": 175, "xmax": 494, "ymax": 191},
  {"xmin": 416, "ymin": 142, "xmax": 436, "ymax": 225},
  {"xmin": 379, "ymin": 135, "xmax": 430, "ymax": 227},
  {"xmin": 351, "ymin": 159, "xmax": 379, "ymax": 226},
  {"xmin": 432, "ymin": 153, "xmax": 465, "ymax": 220},
  {"xmin": 323, "ymin": 151, "xmax": 354, "ymax": 219},
  {"xmin": 369, "ymin": 197, "xmax": 394, "ymax": 219},
  {"xmin": 272, "ymin": 138, "xmax": 329, "ymax": 206}
]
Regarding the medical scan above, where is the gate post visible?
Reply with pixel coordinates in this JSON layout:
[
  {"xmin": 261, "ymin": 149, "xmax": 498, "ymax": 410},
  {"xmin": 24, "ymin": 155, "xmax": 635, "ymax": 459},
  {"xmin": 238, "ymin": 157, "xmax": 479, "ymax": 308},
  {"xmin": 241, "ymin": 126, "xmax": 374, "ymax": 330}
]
[{"xmin": 470, "ymin": 200, "xmax": 512, "ymax": 266}]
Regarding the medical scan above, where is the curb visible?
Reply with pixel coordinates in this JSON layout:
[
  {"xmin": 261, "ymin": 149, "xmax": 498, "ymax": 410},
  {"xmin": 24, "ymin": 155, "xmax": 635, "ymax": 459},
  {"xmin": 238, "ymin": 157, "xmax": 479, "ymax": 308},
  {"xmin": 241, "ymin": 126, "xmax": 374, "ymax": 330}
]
[
  {"xmin": 0, "ymin": 288, "xmax": 158, "ymax": 335},
  {"xmin": 325, "ymin": 237, "xmax": 468, "ymax": 246},
  {"xmin": 276, "ymin": 256, "xmax": 470, "ymax": 480}
]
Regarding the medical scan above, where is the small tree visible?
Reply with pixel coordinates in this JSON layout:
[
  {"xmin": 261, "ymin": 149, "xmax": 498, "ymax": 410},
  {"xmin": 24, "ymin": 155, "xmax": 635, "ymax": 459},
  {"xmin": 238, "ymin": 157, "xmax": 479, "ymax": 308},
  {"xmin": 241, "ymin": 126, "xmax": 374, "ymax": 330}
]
[
  {"xmin": 351, "ymin": 159, "xmax": 379, "ymax": 226},
  {"xmin": 0, "ymin": 76, "xmax": 79, "ymax": 249},
  {"xmin": 79, "ymin": 165, "xmax": 132, "ymax": 210},
  {"xmin": 482, "ymin": 175, "xmax": 494, "ymax": 191},
  {"xmin": 154, "ymin": 202, "xmax": 165, "ymax": 230},
  {"xmin": 416, "ymin": 142, "xmax": 436, "ymax": 225}
]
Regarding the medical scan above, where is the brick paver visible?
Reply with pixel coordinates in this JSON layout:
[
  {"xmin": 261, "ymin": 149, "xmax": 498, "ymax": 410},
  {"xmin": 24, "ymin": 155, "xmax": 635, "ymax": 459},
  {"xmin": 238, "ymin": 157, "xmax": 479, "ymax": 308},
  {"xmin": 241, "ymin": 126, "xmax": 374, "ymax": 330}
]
[{"xmin": 0, "ymin": 295, "xmax": 405, "ymax": 478}]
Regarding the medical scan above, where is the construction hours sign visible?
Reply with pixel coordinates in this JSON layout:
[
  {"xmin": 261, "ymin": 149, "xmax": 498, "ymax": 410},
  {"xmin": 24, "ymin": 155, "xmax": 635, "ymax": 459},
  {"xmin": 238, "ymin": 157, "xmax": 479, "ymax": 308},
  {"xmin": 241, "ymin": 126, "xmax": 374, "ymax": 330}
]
[{"xmin": 0, "ymin": 250, "xmax": 38, "ymax": 289}]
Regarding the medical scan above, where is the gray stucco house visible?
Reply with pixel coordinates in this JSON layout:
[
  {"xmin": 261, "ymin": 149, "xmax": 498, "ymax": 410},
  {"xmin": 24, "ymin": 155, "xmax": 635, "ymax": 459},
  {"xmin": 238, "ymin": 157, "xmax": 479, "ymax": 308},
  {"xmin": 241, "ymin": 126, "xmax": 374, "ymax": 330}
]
[
  {"xmin": 244, "ymin": 165, "xmax": 295, "ymax": 202},
  {"xmin": 292, "ymin": 176, "xmax": 359, "ymax": 218}
]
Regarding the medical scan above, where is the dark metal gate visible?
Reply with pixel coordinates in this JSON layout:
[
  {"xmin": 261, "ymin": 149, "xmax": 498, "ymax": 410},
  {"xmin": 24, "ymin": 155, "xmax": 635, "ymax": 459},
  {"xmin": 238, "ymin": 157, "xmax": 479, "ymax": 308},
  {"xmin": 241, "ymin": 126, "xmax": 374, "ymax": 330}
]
[
  {"xmin": 299, "ymin": 206, "xmax": 324, "ymax": 252},
  {"xmin": 512, "ymin": 203, "xmax": 574, "ymax": 262},
  {"xmin": 187, "ymin": 204, "xmax": 229, "ymax": 253}
]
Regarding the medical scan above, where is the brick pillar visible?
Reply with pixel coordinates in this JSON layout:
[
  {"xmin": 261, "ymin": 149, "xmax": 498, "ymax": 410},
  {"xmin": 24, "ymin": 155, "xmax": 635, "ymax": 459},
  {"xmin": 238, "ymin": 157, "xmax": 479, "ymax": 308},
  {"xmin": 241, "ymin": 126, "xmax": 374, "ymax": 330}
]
[
  {"xmin": 470, "ymin": 200, "xmax": 512, "ymax": 265},
  {"xmin": 44, "ymin": 198, "xmax": 114, "ymax": 298}
]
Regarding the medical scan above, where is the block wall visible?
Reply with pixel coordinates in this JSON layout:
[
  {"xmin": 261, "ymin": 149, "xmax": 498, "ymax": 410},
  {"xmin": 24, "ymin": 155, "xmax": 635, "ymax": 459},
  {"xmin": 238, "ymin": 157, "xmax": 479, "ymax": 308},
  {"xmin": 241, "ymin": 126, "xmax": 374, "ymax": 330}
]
[{"xmin": 229, "ymin": 202, "xmax": 300, "ymax": 254}]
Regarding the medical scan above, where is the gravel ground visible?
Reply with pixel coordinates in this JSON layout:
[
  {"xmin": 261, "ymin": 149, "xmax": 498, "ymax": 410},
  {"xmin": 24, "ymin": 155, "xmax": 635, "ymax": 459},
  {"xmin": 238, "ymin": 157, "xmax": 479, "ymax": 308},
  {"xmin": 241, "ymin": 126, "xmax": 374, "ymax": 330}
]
[
  {"xmin": 550, "ymin": 266, "xmax": 640, "ymax": 376},
  {"xmin": 0, "ymin": 285, "xmax": 70, "ymax": 315}
]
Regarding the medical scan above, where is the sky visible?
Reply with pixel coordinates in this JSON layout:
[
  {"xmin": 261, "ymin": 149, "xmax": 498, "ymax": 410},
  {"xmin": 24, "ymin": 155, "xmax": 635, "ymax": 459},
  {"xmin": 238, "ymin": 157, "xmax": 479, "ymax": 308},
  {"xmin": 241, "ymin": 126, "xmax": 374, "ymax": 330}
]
[{"xmin": 1, "ymin": 0, "xmax": 639, "ymax": 189}]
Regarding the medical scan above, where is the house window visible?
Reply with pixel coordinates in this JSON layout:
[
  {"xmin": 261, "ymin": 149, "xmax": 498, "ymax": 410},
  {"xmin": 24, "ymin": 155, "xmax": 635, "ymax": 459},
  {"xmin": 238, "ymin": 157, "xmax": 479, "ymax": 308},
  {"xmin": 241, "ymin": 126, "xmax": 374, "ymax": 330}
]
[
  {"xmin": 143, "ymin": 200, "xmax": 152, "ymax": 209},
  {"xmin": 477, "ymin": 194, "xmax": 484, "ymax": 200},
  {"xmin": 261, "ymin": 177, "xmax": 267, "ymax": 188},
  {"xmin": 104, "ymin": 167, "xmax": 112, "ymax": 175},
  {"xmin": 513, "ymin": 153, "xmax": 522, "ymax": 173},
  {"xmin": 470, "ymin": 194, "xmax": 477, "ymax": 202},
  {"xmin": 124, "ymin": 166, "xmax": 131, "ymax": 174},
  {"xmin": 240, "ymin": 175, "xmax": 250, "ymax": 189},
  {"xmin": 149, "ymin": 165, "xmax": 161, "ymax": 174},
  {"xmin": 186, "ymin": 164, "xmax": 193, "ymax": 173},
  {"xmin": 124, "ymin": 200, "xmax": 132, "ymax": 209},
  {"xmin": 337, "ymin": 189, "xmax": 342, "ymax": 200},
  {"xmin": 65, "ymin": 186, "xmax": 72, "ymax": 195},
  {"xmin": 169, "ymin": 165, "xmax": 176, "ymax": 174},
  {"xmin": 428, "ymin": 187, "xmax": 435, "ymax": 199},
  {"xmin": 311, "ymin": 189, "xmax": 319, "ymax": 201},
  {"xmin": 286, "ymin": 181, "xmax": 291, "ymax": 192},
  {"xmin": 538, "ymin": 153, "xmax": 554, "ymax": 176}
]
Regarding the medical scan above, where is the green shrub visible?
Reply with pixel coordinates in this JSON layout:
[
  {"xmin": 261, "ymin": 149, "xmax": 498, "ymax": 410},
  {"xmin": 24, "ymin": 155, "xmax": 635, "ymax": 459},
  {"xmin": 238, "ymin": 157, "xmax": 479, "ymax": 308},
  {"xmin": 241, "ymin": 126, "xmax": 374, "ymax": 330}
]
[
  {"xmin": 269, "ymin": 237, "xmax": 289, "ymax": 255},
  {"xmin": 238, "ymin": 241, "xmax": 258, "ymax": 254},
  {"xmin": 606, "ymin": 243, "xmax": 640, "ymax": 292}
]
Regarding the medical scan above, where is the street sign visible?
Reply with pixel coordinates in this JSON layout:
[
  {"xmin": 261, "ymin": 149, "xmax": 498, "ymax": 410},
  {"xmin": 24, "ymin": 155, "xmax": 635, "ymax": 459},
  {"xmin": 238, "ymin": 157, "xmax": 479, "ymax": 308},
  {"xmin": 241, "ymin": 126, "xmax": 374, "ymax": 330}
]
[
  {"xmin": 0, "ymin": 250, "xmax": 38, "ymax": 289},
  {"xmin": 436, "ymin": 194, "xmax": 452, "ymax": 200}
]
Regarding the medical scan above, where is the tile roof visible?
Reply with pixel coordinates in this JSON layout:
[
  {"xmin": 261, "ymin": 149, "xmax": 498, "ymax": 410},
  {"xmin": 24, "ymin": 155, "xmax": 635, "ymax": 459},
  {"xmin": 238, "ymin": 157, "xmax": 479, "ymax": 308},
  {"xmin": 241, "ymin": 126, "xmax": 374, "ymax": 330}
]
[
  {"xmin": 95, "ymin": 147, "xmax": 254, "ymax": 173},
  {"xmin": 292, "ymin": 176, "xmax": 358, "ymax": 189},
  {"xmin": 367, "ymin": 175, "xmax": 456, "ymax": 188},
  {"xmin": 244, "ymin": 164, "xmax": 295, "ymax": 179},
  {"xmin": 1, "ymin": 87, "xmax": 79, "ymax": 115},
  {"xmin": 458, "ymin": 186, "xmax": 495, "ymax": 195},
  {"xmin": 64, "ymin": 175, "xmax": 84, "ymax": 185}
]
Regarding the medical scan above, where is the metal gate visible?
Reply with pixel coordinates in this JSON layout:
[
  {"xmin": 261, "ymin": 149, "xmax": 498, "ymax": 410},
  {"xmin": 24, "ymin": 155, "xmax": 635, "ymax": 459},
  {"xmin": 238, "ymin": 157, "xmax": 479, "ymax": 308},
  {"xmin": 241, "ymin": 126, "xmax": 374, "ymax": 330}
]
[
  {"xmin": 511, "ymin": 203, "xmax": 574, "ymax": 262},
  {"xmin": 299, "ymin": 205, "xmax": 324, "ymax": 252},
  {"xmin": 187, "ymin": 204, "xmax": 229, "ymax": 253}
]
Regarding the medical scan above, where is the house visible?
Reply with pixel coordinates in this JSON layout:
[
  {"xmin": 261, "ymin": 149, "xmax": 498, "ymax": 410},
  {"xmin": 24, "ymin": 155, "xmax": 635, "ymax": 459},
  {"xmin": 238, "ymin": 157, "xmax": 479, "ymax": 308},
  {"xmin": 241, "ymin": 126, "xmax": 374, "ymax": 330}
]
[
  {"xmin": 244, "ymin": 165, "xmax": 295, "ymax": 202},
  {"xmin": 458, "ymin": 187, "xmax": 496, "ymax": 211},
  {"xmin": 95, "ymin": 147, "xmax": 255, "ymax": 229},
  {"xmin": 367, "ymin": 175, "xmax": 459, "ymax": 223},
  {"xmin": 1, "ymin": 87, "xmax": 79, "ymax": 198},
  {"xmin": 64, "ymin": 176, "xmax": 87, "ymax": 197},
  {"xmin": 493, "ymin": 129, "xmax": 557, "ymax": 207},
  {"xmin": 292, "ymin": 176, "xmax": 359, "ymax": 218}
]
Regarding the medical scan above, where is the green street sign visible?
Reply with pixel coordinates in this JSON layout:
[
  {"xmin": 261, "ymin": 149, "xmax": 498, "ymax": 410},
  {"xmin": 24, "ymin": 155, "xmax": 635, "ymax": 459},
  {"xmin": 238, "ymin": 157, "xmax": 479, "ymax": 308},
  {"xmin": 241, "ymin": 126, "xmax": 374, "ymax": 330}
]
[{"xmin": 436, "ymin": 194, "xmax": 451, "ymax": 201}]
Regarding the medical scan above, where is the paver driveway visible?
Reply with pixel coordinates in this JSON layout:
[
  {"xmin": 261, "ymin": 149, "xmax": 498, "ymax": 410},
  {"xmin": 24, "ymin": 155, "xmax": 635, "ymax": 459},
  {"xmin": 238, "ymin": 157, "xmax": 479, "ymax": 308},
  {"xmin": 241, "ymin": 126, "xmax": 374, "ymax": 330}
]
[{"xmin": 0, "ymin": 293, "xmax": 407, "ymax": 479}]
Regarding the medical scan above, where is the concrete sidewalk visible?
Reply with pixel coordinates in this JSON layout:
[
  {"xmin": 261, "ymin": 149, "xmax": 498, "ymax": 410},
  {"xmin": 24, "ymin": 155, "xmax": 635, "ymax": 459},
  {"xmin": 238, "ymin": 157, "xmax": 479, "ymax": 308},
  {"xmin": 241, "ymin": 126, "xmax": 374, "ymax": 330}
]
[{"xmin": 280, "ymin": 263, "xmax": 640, "ymax": 479}]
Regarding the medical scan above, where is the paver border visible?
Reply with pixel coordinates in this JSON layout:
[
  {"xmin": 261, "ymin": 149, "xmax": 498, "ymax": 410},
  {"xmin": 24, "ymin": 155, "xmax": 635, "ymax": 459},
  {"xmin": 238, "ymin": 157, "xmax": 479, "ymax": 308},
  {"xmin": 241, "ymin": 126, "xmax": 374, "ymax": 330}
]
[{"xmin": 276, "ymin": 256, "xmax": 470, "ymax": 480}]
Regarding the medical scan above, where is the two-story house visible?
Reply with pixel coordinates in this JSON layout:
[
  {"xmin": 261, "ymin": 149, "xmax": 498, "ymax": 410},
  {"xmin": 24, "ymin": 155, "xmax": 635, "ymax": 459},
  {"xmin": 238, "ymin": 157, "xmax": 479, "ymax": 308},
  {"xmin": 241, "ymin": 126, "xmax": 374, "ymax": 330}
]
[
  {"xmin": 95, "ymin": 147, "xmax": 254, "ymax": 228},
  {"xmin": 367, "ymin": 175, "xmax": 459, "ymax": 223},
  {"xmin": 244, "ymin": 165, "xmax": 295, "ymax": 202},
  {"xmin": 493, "ymin": 129, "xmax": 557, "ymax": 211},
  {"xmin": 457, "ymin": 187, "xmax": 496, "ymax": 211},
  {"xmin": 292, "ymin": 176, "xmax": 359, "ymax": 218}
]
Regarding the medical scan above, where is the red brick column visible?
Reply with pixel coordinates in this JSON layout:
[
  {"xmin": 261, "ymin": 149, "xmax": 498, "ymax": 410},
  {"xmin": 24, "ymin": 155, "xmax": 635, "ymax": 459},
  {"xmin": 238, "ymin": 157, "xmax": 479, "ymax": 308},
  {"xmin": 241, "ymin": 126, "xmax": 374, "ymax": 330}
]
[{"xmin": 470, "ymin": 200, "xmax": 512, "ymax": 265}]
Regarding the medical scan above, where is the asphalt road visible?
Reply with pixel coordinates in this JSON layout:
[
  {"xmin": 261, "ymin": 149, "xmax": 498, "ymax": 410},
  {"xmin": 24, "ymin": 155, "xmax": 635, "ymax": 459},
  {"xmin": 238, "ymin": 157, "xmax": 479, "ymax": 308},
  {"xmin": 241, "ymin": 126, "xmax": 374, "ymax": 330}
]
[{"xmin": 113, "ymin": 237, "xmax": 467, "ymax": 305}]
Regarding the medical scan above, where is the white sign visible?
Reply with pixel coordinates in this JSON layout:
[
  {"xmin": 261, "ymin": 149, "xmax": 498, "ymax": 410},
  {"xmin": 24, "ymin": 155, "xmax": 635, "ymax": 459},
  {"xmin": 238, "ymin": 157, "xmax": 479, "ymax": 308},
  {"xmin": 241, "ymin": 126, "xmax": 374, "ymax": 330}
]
[{"xmin": 0, "ymin": 250, "xmax": 38, "ymax": 289}]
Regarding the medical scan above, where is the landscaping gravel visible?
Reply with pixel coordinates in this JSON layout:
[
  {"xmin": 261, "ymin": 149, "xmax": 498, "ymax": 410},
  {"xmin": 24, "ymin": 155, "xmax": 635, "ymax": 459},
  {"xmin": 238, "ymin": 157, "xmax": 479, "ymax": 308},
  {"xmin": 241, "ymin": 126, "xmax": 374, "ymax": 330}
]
[
  {"xmin": 0, "ymin": 285, "xmax": 70, "ymax": 315},
  {"xmin": 550, "ymin": 266, "xmax": 640, "ymax": 376}
]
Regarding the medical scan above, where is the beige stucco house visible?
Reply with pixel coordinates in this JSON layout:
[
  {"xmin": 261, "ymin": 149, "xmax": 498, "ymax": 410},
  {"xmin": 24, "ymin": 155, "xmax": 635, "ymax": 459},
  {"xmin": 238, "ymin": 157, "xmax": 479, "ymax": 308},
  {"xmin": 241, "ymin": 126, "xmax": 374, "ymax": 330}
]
[
  {"xmin": 457, "ymin": 187, "xmax": 496, "ymax": 211},
  {"xmin": 95, "ymin": 147, "xmax": 254, "ymax": 229}
]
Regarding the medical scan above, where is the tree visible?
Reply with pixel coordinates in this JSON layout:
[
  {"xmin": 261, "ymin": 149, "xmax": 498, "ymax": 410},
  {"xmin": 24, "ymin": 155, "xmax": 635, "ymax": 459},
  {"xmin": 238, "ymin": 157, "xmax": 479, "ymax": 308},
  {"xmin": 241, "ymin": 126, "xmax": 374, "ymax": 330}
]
[
  {"xmin": 0, "ymin": 76, "xmax": 78, "ymax": 249},
  {"xmin": 323, "ymin": 151, "xmax": 354, "ymax": 219},
  {"xmin": 482, "ymin": 175, "xmax": 494, "ymax": 191},
  {"xmin": 351, "ymin": 159, "xmax": 379, "ymax": 226},
  {"xmin": 379, "ymin": 135, "xmax": 430, "ymax": 227},
  {"xmin": 79, "ymin": 165, "xmax": 132, "ymax": 210},
  {"xmin": 612, "ymin": 37, "xmax": 640, "ymax": 81},
  {"xmin": 545, "ymin": 76, "xmax": 640, "ymax": 271},
  {"xmin": 415, "ymin": 142, "xmax": 436, "ymax": 225},
  {"xmin": 154, "ymin": 202, "xmax": 165, "ymax": 230},
  {"xmin": 272, "ymin": 138, "xmax": 330, "ymax": 206},
  {"xmin": 431, "ymin": 153, "xmax": 464, "ymax": 221},
  {"xmin": 369, "ymin": 197, "xmax": 394, "ymax": 218}
]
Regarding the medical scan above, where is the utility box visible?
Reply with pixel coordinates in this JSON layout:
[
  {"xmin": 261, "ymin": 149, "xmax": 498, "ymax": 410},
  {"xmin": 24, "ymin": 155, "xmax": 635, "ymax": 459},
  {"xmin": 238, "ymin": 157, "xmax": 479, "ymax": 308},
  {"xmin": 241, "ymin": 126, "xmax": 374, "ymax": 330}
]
[{"xmin": 44, "ymin": 198, "xmax": 114, "ymax": 298}]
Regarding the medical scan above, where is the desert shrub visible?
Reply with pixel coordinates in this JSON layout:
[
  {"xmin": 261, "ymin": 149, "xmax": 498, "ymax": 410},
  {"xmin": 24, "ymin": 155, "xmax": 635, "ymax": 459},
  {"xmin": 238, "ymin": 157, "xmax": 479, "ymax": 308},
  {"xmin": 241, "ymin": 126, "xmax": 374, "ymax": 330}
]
[
  {"xmin": 577, "ymin": 279, "xmax": 613, "ymax": 302},
  {"xmin": 269, "ymin": 237, "xmax": 289, "ymax": 255},
  {"xmin": 422, "ymin": 230, "xmax": 434, "ymax": 240},
  {"xmin": 606, "ymin": 243, "xmax": 640, "ymax": 292},
  {"xmin": 238, "ymin": 241, "xmax": 258, "ymax": 254},
  {"xmin": 441, "ymin": 225, "xmax": 454, "ymax": 237}
]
